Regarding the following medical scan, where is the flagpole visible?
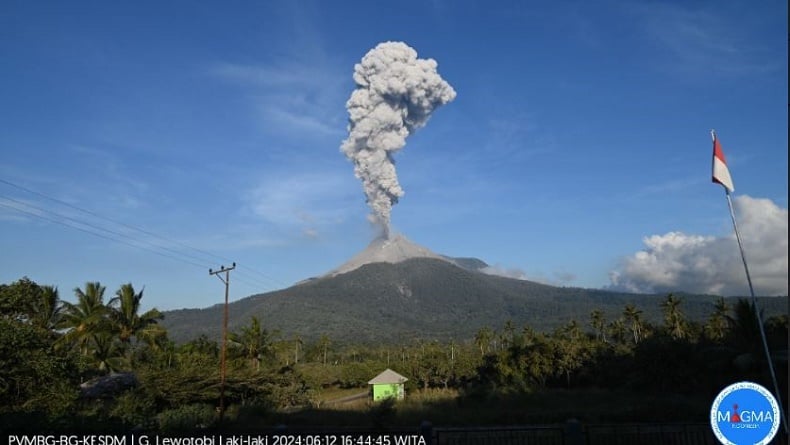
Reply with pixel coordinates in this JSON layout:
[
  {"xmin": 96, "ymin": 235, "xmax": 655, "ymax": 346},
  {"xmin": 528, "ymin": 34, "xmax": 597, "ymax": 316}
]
[{"xmin": 715, "ymin": 129, "xmax": 787, "ymax": 433}]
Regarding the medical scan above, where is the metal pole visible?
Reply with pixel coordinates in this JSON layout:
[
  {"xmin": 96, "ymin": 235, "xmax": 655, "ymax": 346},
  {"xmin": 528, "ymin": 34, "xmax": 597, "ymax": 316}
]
[
  {"xmin": 209, "ymin": 262, "xmax": 235, "ymax": 423},
  {"xmin": 724, "ymin": 193, "xmax": 787, "ymax": 433}
]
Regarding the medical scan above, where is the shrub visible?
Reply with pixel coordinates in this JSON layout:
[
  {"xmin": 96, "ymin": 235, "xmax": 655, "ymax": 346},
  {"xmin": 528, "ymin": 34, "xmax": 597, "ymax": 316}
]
[
  {"xmin": 157, "ymin": 404, "xmax": 217, "ymax": 432},
  {"xmin": 110, "ymin": 390, "xmax": 157, "ymax": 429}
]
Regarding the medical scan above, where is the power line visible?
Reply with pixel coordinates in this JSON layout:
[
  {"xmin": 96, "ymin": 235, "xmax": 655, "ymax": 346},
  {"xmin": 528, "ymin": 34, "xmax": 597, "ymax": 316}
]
[
  {"xmin": 0, "ymin": 178, "xmax": 285, "ymax": 285},
  {"xmin": 0, "ymin": 177, "xmax": 288, "ymax": 288},
  {"xmin": 0, "ymin": 200, "xmax": 208, "ymax": 269},
  {"xmin": 236, "ymin": 263, "xmax": 287, "ymax": 287},
  {"xmin": 1, "ymin": 194, "xmax": 213, "ymax": 267},
  {"xmin": 222, "ymin": 272, "xmax": 273, "ymax": 291},
  {"xmin": 1, "ymin": 197, "xmax": 280, "ymax": 292}
]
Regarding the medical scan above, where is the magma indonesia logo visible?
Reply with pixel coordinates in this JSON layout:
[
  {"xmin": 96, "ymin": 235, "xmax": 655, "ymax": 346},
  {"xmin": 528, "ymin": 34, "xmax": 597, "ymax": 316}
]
[{"xmin": 710, "ymin": 381, "xmax": 781, "ymax": 444}]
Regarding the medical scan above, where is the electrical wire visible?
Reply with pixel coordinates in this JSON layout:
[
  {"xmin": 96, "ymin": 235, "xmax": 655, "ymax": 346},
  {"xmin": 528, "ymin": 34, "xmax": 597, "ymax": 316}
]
[
  {"xmin": 0, "ymin": 199, "xmax": 208, "ymax": 269},
  {"xmin": 0, "ymin": 178, "xmax": 289, "ymax": 290},
  {"xmin": 0, "ymin": 199, "xmax": 272, "ymax": 303}
]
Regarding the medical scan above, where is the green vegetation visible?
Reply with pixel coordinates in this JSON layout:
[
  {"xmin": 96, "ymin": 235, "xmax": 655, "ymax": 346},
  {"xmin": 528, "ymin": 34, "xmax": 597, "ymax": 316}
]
[
  {"xmin": 161, "ymin": 258, "xmax": 788, "ymax": 344},
  {"xmin": 0, "ymin": 277, "xmax": 787, "ymax": 433}
]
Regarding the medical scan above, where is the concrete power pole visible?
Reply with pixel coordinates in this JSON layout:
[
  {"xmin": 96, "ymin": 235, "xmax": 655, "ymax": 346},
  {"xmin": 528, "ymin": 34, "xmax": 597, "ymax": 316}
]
[{"xmin": 209, "ymin": 262, "xmax": 235, "ymax": 422}]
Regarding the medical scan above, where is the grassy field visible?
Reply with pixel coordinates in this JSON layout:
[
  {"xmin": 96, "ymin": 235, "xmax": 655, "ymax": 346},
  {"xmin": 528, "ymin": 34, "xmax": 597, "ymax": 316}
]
[
  {"xmin": 229, "ymin": 387, "xmax": 711, "ymax": 430},
  {"xmin": 317, "ymin": 387, "xmax": 370, "ymax": 404}
]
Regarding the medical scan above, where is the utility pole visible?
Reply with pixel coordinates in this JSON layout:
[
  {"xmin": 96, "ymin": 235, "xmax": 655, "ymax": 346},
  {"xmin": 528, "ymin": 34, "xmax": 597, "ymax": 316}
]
[{"xmin": 209, "ymin": 262, "xmax": 235, "ymax": 423}]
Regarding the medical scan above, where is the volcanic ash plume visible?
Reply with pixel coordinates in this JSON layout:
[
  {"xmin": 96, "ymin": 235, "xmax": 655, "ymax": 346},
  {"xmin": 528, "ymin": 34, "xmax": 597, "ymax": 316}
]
[{"xmin": 341, "ymin": 41, "xmax": 456, "ymax": 238}]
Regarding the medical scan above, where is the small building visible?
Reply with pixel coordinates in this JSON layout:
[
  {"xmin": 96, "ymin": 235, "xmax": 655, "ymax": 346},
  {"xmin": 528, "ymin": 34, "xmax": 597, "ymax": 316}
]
[{"xmin": 368, "ymin": 369, "xmax": 408, "ymax": 401}]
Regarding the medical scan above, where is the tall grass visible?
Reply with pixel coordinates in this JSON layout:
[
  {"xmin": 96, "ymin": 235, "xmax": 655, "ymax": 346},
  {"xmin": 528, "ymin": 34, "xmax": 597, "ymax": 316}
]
[{"xmin": 223, "ymin": 387, "xmax": 711, "ymax": 430}]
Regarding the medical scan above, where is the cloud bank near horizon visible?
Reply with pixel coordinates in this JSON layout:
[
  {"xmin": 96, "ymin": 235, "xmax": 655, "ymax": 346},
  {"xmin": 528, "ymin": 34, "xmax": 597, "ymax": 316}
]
[{"xmin": 608, "ymin": 195, "xmax": 788, "ymax": 296}]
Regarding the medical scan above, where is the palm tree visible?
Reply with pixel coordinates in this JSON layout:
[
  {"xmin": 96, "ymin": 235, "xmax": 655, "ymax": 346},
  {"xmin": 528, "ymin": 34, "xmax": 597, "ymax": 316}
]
[
  {"xmin": 31, "ymin": 285, "xmax": 63, "ymax": 331},
  {"xmin": 108, "ymin": 283, "xmax": 163, "ymax": 347},
  {"xmin": 590, "ymin": 309, "xmax": 606, "ymax": 343},
  {"xmin": 623, "ymin": 304, "xmax": 644, "ymax": 345},
  {"xmin": 318, "ymin": 334, "xmax": 331, "ymax": 366},
  {"xmin": 501, "ymin": 320, "xmax": 516, "ymax": 349},
  {"xmin": 60, "ymin": 281, "xmax": 110, "ymax": 356},
  {"xmin": 293, "ymin": 334, "xmax": 303, "ymax": 364},
  {"xmin": 705, "ymin": 297, "xmax": 731, "ymax": 342},
  {"xmin": 555, "ymin": 320, "xmax": 586, "ymax": 387},
  {"xmin": 661, "ymin": 294, "xmax": 687, "ymax": 340},
  {"xmin": 728, "ymin": 298, "xmax": 764, "ymax": 352},
  {"xmin": 475, "ymin": 326, "xmax": 493, "ymax": 356},
  {"xmin": 91, "ymin": 331, "xmax": 125, "ymax": 372},
  {"xmin": 229, "ymin": 316, "xmax": 270, "ymax": 370},
  {"xmin": 607, "ymin": 318, "xmax": 628, "ymax": 345},
  {"xmin": 137, "ymin": 324, "xmax": 169, "ymax": 352}
]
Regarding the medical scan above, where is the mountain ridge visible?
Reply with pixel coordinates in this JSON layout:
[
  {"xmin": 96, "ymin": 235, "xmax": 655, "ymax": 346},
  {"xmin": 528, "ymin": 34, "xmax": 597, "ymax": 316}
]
[
  {"xmin": 161, "ymin": 254, "xmax": 788, "ymax": 344},
  {"xmin": 326, "ymin": 234, "xmax": 485, "ymax": 276}
]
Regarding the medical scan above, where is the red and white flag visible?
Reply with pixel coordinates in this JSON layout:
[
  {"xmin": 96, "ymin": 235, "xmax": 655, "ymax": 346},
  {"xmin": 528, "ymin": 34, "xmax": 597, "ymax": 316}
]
[{"xmin": 711, "ymin": 131, "xmax": 735, "ymax": 193}]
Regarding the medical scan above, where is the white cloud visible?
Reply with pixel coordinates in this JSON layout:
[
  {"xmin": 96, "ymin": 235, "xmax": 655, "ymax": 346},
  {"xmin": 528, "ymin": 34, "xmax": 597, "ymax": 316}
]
[
  {"xmin": 482, "ymin": 264, "xmax": 529, "ymax": 281},
  {"xmin": 627, "ymin": 2, "xmax": 780, "ymax": 78},
  {"xmin": 212, "ymin": 62, "xmax": 325, "ymax": 88},
  {"xmin": 261, "ymin": 105, "xmax": 341, "ymax": 137},
  {"xmin": 211, "ymin": 61, "xmax": 345, "ymax": 139},
  {"xmin": 189, "ymin": 228, "xmax": 290, "ymax": 252},
  {"xmin": 67, "ymin": 144, "xmax": 150, "ymax": 210},
  {"xmin": 245, "ymin": 171, "xmax": 358, "ymax": 237},
  {"xmin": 302, "ymin": 228, "xmax": 319, "ymax": 239},
  {"xmin": 481, "ymin": 114, "xmax": 554, "ymax": 164},
  {"xmin": 553, "ymin": 271, "xmax": 577, "ymax": 285},
  {"xmin": 482, "ymin": 264, "xmax": 576, "ymax": 287},
  {"xmin": 608, "ymin": 196, "xmax": 788, "ymax": 296}
]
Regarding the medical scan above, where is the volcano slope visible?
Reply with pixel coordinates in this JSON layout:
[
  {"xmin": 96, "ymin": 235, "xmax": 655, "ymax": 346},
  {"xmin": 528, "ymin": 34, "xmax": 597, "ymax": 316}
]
[{"xmin": 161, "ymin": 248, "xmax": 787, "ymax": 344}]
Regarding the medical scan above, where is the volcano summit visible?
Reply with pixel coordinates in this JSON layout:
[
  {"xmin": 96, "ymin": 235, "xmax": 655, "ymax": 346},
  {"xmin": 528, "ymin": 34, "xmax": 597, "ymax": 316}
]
[
  {"xmin": 159, "ymin": 233, "xmax": 786, "ymax": 344},
  {"xmin": 327, "ymin": 234, "xmax": 460, "ymax": 277}
]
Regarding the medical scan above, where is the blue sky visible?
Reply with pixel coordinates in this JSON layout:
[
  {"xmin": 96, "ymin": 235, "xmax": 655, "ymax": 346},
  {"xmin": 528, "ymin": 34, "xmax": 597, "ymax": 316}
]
[{"xmin": 1, "ymin": 0, "xmax": 787, "ymax": 311}]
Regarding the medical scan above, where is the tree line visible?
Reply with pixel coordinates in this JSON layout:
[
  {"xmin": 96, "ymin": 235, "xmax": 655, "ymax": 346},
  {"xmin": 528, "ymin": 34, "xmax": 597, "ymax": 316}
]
[{"xmin": 0, "ymin": 277, "xmax": 786, "ymax": 432}]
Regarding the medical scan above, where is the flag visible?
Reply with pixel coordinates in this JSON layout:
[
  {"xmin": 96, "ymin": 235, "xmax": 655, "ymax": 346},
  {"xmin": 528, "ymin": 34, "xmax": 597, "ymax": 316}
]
[{"xmin": 712, "ymin": 131, "xmax": 735, "ymax": 193}]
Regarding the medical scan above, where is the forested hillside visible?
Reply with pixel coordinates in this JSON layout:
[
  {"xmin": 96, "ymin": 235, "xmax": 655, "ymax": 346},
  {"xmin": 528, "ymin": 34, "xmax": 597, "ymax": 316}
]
[
  {"xmin": 162, "ymin": 258, "xmax": 787, "ymax": 344},
  {"xmin": 1, "ymin": 276, "xmax": 786, "ymax": 433}
]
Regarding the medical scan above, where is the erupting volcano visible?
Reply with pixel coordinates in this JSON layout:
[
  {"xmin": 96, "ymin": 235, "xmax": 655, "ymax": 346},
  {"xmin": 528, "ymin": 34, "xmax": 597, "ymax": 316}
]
[
  {"xmin": 328, "ymin": 233, "xmax": 457, "ymax": 277},
  {"xmin": 340, "ymin": 41, "xmax": 456, "ymax": 238}
]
